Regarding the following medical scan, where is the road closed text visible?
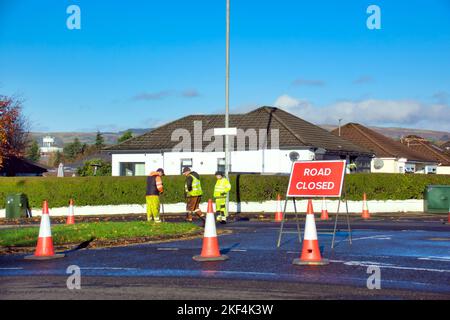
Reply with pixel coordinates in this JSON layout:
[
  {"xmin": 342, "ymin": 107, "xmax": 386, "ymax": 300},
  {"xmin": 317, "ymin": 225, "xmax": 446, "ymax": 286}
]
[
  {"xmin": 296, "ymin": 181, "xmax": 335, "ymax": 190},
  {"xmin": 296, "ymin": 167, "xmax": 334, "ymax": 190}
]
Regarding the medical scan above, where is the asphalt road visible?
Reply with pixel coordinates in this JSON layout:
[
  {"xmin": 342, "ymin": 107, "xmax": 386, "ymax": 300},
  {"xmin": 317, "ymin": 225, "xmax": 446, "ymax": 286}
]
[{"xmin": 1, "ymin": 217, "xmax": 449, "ymax": 300}]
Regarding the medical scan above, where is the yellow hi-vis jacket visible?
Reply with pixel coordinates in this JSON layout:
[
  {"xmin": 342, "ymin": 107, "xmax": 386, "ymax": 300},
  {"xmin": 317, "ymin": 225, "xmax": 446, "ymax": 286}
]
[
  {"xmin": 214, "ymin": 177, "xmax": 231, "ymax": 198},
  {"xmin": 185, "ymin": 174, "xmax": 203, "ymax": 197}
]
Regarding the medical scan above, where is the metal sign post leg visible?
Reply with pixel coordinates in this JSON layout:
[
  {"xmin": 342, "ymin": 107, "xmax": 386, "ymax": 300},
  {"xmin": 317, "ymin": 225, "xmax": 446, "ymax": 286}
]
[
  {"xmin": 345, "ymin": 195, "xmax": 352, "ymax": 245},
  {"xmin": 292, "ymin": 198, "xmax": 302, "ymax": 243},
  {"xmin": 331, "ymin": 197, "xmax": 341, "ymax": 249},
  {"xmin": 277, "ymin": 197, "xmax": 289, "ymax": 248}
]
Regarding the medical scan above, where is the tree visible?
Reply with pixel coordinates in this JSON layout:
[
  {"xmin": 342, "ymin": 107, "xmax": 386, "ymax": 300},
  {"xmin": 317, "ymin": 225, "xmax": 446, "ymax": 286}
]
[
  {"xmin": 117, "ymin": 130, "xmax": 133, "ymax": 143},
  {"xmin": 63, "ymin": 137, "xmax": 84, "ymax": 161},
  {"xmin": 27, "ymin": 139, "xmax": 40, "ymax": 162},
  {"xmin": 77, "ymin": 159, "xmax": 112, "ymax": 176},
  {"xmin": 0, "ymin": 95, "xmax": 29, "ymax": 169},
  {"xmin": 95, "ymin": 131, "xmax": 104, "ymax": 149},
  {"xmin": 53, "ymin": 150, "xmax": 63, "ymax": 167}
]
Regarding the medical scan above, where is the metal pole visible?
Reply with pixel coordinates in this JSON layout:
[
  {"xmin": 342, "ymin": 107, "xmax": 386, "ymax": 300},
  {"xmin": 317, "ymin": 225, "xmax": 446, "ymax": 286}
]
[
  {"xmin": 225, "ymin": 0, "xmax": 231, "ymax": 215},
  {"xmin": 331, "ymin": 197, "xmax": 341, "ymax": 249},
  {"xmin": 338, "ymin": 118, "xmax": 342, "ymax": 137}
]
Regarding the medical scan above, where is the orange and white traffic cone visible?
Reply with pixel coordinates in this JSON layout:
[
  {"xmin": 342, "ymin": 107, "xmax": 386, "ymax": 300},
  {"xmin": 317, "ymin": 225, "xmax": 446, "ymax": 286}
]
[
  {"xmin": 274, "ymin": 194, "xmax": 283, "ymax": 222},
  {"xmin": 66, "ymin": 199, "xmax": 75, "ymax": 225},
  {"xmin": 320, "ymin": 197, "xmax": 329, "ymax": 220},
  {"xmin": 293, "ymin": 199, "xmax": 329, "ymax": 266},
  {"xmin": 447, "ymin": 205, "xmax": 450, "ymax": 224},
  {"xmin": 25, "ymin": 201, "xmax": 65, "ymax": 260},
  {"xmin": 362, "ymin": 193, "xmax": 370, "ymax": 219},
  {"xmin": 193, "ymin": 199, "xmax": 229, "ymax": 261}
]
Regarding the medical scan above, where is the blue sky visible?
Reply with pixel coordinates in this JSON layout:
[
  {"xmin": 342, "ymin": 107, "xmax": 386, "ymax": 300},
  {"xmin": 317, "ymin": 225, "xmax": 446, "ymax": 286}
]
[{"xmin": 1, "ymin": 0, "xmax": 449, "ymax": 132}]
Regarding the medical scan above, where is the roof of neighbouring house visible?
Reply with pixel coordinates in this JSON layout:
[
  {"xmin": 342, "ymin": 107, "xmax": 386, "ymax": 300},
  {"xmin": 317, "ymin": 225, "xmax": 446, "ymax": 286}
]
[
  {"xmin": 440, "ymin": 141, "xmax": 450, "ymax": 151},
  {"xmin": 67, "ymin": 152, "xmax": 112, "ymax": 169},
  {"xmin": 400, "ymin": 135, "xmax": 450, "ymax": 166},
  {"xmin": 331, "ymin": 123, "xmax": 436, "ymax": 162},
  {"xmin": 104, "ymin": 106, "xmax": 372, "ymax": 156},
  {"xmin": 0, "ymin": 156, "xmax": 49, "ymax": 176}
]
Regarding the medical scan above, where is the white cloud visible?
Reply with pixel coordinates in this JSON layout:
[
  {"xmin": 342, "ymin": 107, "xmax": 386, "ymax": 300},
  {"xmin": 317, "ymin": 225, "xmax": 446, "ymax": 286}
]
[{"xmin": 273, "ymin": 94, "xmax": 450, "ymax": 131}]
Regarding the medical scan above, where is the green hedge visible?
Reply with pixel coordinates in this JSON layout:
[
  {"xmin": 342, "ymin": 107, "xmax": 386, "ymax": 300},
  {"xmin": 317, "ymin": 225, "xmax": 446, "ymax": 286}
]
[{"xmin": 0, "ymin": 174, "xmax": 449, "ymax": 208}]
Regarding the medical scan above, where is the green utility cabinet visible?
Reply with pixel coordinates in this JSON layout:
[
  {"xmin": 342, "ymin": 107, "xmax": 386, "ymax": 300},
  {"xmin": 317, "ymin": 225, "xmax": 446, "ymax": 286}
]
[
  {"xmin": 5, "ymin": 193, "xmax": 30, "ymax": 218},
  {"xmin": 424, "ymin": 185, "xmax": 450, "ymax": 213}
]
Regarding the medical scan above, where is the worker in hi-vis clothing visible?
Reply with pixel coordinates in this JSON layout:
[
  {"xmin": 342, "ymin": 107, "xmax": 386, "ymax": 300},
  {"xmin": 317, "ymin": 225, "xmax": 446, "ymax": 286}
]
[
  {"xmin": 214, "ymin": 171, "xmax": 231, "ymax": 224},
  {"xmin": 146, "ymin": 168, "xmax": 165, "ymax": 223},
  {"xmin": 182, "ymin": 167, "xmax": 205, "ymax": 223}
]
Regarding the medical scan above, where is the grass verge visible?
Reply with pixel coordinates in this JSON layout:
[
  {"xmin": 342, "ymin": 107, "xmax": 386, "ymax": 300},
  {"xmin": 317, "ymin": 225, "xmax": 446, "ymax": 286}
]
[{"xmin": 0, "ymin": 221, "xmax": 202, "ymax": 248}]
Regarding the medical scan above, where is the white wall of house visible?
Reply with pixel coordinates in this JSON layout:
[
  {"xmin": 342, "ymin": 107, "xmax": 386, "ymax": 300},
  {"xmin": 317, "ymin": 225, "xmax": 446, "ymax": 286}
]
[
  {"xmin": 371, "ymin": 158, "xmax": 399, "ymax": 173},
  {"xmin": 436, "ymin": 166, "xmax": 450, "ymax": 175},
  {"xmin": 111, "ymin": 149, "xmax": 315, "ymax": 176},
  {"xmin": 370, "ymin": 158, "xmax": 440, "ymax": 174}
]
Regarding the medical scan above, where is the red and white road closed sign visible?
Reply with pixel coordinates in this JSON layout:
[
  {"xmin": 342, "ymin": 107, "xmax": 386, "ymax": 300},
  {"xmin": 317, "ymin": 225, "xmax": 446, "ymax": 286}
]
[{"xmin": 286, "ymin": 160, "xmax": 346, "ymax": 197}]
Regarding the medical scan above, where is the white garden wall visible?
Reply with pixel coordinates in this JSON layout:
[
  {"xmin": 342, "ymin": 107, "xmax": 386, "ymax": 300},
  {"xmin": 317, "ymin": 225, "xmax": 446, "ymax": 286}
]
[{"xmin": 0, "ymin": 199, "xmax": 425, "ymax": 218}]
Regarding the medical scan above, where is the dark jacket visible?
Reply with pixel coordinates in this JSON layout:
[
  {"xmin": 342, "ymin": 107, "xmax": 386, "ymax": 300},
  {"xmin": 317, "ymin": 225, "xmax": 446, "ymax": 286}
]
[{"xmin": 146, "ymin": 172, "xmax": 163, "ymax": 196}]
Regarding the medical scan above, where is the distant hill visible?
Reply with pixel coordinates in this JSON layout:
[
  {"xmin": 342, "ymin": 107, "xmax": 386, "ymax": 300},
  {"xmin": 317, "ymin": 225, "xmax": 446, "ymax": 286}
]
[
  {"xmin": 29, "ymin": 129, "xmax": 152, "ymax": 147},
  {"xmin": 29, "ymin": 125, "xmax": 449, "ymax": 148}
]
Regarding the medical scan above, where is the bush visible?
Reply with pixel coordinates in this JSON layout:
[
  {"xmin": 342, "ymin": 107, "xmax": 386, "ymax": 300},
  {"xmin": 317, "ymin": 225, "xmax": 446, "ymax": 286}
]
[
  {"xmin": 0, "ymin": 174, "xmax": 449, "ymax": 209},
  {"xmin": 77, "ymin": 159, "xmax": 112, "ymax": 176}
]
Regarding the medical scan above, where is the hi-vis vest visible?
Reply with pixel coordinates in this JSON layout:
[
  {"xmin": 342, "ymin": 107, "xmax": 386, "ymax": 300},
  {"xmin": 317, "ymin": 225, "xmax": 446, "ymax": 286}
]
[
  {"xmin": 185, "ymin": 174, "xmax": 203, "ymax": 197},
  {"xmin": 214, "ymin": 178, "xmax": 231, "ymax": 198}
]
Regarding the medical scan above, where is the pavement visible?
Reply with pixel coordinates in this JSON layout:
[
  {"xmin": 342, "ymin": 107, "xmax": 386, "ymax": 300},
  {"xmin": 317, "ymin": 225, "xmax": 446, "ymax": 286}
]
[{"xmin": 1, "ymin": 215, "xmax": 450, "ymax": 300}]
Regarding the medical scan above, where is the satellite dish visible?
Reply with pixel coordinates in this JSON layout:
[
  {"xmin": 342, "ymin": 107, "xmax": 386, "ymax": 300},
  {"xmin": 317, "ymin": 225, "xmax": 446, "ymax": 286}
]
[
  {"xmin": 373, "ymin": 158, "xmax": 384, "ymax": 169},
  {"xmin": 289, "ymin": 151, "xmax": 300, "ymax": 162}
]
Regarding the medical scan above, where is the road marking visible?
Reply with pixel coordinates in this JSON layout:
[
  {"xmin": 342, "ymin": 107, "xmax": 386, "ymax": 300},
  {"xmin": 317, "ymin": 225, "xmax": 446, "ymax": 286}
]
[
  {"xmin": 80, "ymin": 267, "xmax": 138, "ymax": 270},
  {"xmin": 337, "ymin": 260, "xmax": 450, "ymax": 273},
  {"xmin": 344, "ymin": 260, "xmax": 395, "ymax": 267},
  {"xmin": 418, "ymin": 256, "xmax": 450, "ymax": 262},
  {"xmin": 0, "ymin": 267, "xmax": 23, "ymax": 270},
  {"xmin": 343, "ymin": 234, "xmax": 392, "ymax": 241},
  {"xmin": 231, "ymin": 249, "xmax": 247, "ymax": 252},
  {"xmin": 157, "ymin": 247, "xmax": 179, "ymax": 251}
]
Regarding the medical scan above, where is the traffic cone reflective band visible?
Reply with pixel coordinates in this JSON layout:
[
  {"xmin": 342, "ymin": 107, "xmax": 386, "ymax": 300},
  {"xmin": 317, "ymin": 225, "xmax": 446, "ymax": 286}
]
[
  {"xmin": 25, "ymin": 201, "xmax": 65, "ymax": 260},
  {"xmin": 320, "ymin": 197, "xmax": 329, "ymax": 220},
  {"xmin": 274, "ymin": 194, "xmax": 283, "ymax": 222},
  {"xmin": 362, "ymin": 193, "xmax": 370, "ymax": 219},
  {"xmin": 193, "ymin": 199, "xmax": 229, "ymax": 261},
  {"xmin": 293, "ymin": 199, "xmax": 329, "ymax": 266},
  {"xmin": 66, "ymin": 199, "xmax": 75, "ymax": 225}
]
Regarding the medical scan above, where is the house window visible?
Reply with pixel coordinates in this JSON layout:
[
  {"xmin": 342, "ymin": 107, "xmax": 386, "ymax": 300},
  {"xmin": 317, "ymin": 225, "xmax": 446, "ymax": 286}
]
[
  {"xmin": 425, "ymin": 166, "xmax": 437, "ymax": 174},
  {"xmin": 120, "ymin": 162, "xmax": 145, "ymax": 176},
  {"xmin": 405, "ymin": 163, "xmax": 415, "ymax": 174},
  {"xmin": 217, "ymin": 158, "xmax": 227, "ymax": 173},
  {"xmin": 180, "ymin": 158, "xmax": 193, "ymax": 174}
]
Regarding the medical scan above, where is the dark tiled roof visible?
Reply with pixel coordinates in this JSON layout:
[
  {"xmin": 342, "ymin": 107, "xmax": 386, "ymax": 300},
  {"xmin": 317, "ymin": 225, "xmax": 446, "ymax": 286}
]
[
  {"xmin": 105, "ymin": 107, "xmax": 371, "ymax": 155},
  {"xmin": 68, "ymin": 152, "xmax": 112, "ymax": 169},
  {"xmin": 0, "ymin": 156, "xmax": 48, "ymax": 176},
  {"xmin": 332, "ymin": 123, "xmax": 435, "ymax": 162},
  {"xmin": 401, "ymin": 135, "xmax": 450, "ymax": 166},
  {"xmin": 440, "ymin": 141, "xmax": 450, "ymax": 151}
]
